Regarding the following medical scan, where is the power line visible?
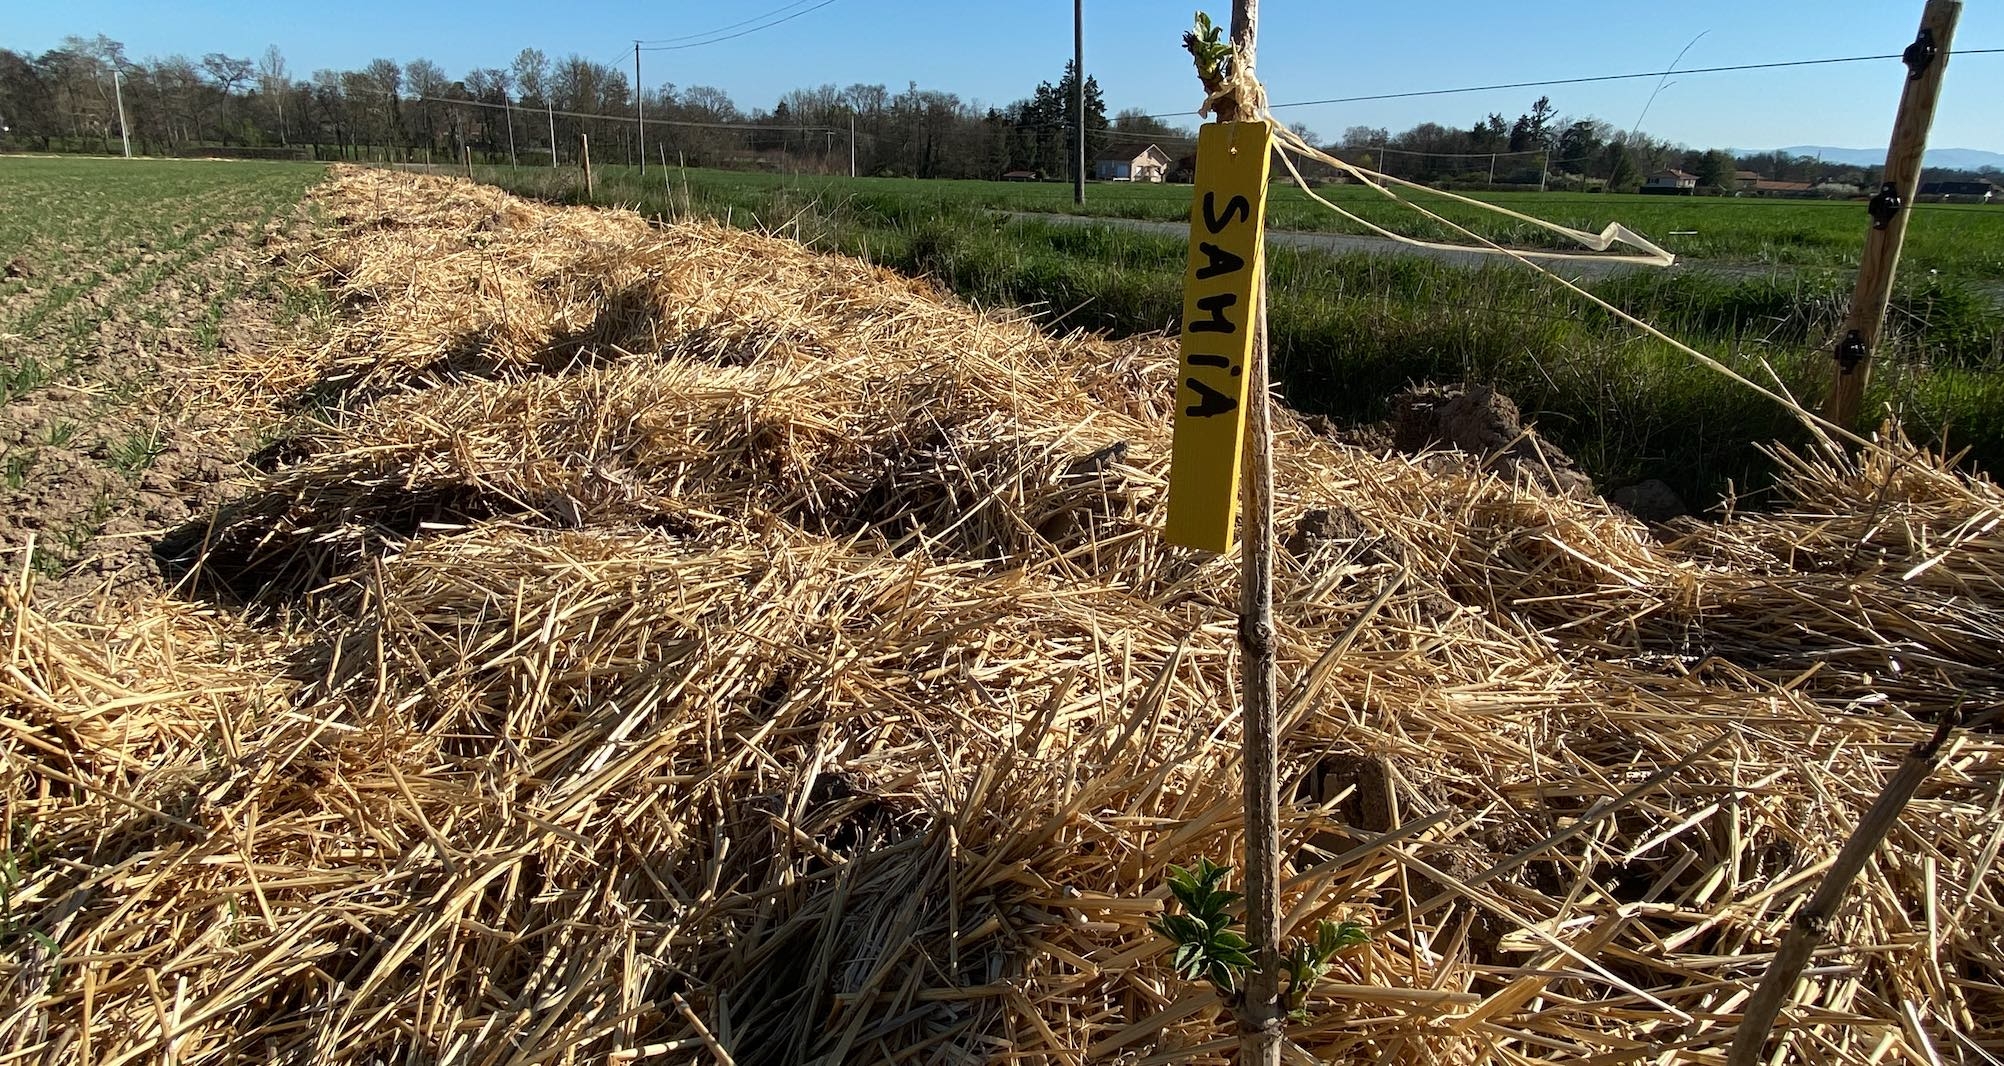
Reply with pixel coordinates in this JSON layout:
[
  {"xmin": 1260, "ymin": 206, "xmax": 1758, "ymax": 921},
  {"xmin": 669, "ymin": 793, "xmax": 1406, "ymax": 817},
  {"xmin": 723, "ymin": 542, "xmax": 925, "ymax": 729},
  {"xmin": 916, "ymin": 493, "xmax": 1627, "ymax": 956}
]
[
  {"xmin": 639, "ymin": 0, "xmax": 842, "ymax": 52},
  {"xmin": 637, "ymin": 0, "xmax": 823, "ymax": 45},
  {"xmin": 1143, "ymin": 47, "xmax": 2004, "ymax": 119}
]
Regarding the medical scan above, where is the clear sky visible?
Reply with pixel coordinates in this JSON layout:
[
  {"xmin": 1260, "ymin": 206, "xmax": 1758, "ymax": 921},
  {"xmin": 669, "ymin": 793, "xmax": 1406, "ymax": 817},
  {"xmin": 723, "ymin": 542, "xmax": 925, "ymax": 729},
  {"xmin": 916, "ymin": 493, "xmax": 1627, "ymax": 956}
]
[{"xmin": 8, "ymin": 1, "xmax": 2001, "ymax": 152}]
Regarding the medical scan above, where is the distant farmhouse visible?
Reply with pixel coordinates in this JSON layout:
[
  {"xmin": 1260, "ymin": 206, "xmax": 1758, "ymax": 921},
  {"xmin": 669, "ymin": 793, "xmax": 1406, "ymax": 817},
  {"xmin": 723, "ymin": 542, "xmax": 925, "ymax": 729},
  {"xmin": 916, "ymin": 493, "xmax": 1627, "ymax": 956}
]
[
  {"xmin": 1091, "ymin": 144, "xmax": 1171, "ymax": 183},
  {"xmin": 1641, "ymin": 169, "xmax": 1698, "ymax": 194},
  {"xmin": 1747, "ymin": 179, "xmax": 1817, "ymax": 197},
  {"xmin": 1919, "ymin": 179, "xmax": 1999, "ymax": 203}
]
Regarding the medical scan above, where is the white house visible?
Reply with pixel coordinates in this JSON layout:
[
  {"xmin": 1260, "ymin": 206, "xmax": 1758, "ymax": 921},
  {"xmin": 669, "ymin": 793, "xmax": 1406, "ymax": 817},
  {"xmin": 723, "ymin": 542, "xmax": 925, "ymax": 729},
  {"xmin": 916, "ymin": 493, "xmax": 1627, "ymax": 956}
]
[
  {"xmin": 1091, "ymin": 144, "xmax": 1172, "ymax": 183},
  {"xmin": 1640, "ymin": 169, "xmax": 1699, "ymax": 195}
]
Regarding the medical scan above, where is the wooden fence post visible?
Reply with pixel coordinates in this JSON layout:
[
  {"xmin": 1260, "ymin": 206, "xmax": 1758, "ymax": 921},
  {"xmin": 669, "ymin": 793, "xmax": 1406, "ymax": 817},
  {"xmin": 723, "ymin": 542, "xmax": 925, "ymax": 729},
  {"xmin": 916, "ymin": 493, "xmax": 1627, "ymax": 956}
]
[
  {"xmin": 463, "ymin": 144, "xmax": 472, "ymax": 179},
  {"xmin": 1219, "ymin": 2, "xmax": 1282, "ymax": 1064},
  {"xmin": 1825, "ymin": 0, "xmax": 1961, "ymax": 429},
  {"xmin": 582, "ymin": 133, "xmax": 593, "ymax": 201}
]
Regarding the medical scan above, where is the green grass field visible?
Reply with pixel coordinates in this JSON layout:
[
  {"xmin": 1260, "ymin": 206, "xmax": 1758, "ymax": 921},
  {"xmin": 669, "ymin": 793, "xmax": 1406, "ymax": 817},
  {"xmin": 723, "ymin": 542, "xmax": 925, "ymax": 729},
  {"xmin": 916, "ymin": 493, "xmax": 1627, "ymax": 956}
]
[
  {"xmin": 561, "ymin": 165, "xmax": 2004, "ymax": 281},
  {"xmin": 478, "ymin": 162, "xmax": 2004, "ymax": 505}
]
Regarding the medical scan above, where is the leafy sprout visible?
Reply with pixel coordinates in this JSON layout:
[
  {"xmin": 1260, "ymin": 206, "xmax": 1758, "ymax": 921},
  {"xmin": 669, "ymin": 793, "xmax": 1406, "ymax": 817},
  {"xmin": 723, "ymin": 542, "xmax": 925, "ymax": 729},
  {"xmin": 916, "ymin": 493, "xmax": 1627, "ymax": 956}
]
[
  {"xmin": 1151, "ymin": 857, "xmax": 1255, "ymax": 992},
  {"xmin": 1153, "ymin": 857, "xmax": 1372, "ymax": 1017},
  {"xmin": 1183, "ymin": 12, "xmax": 1234, "ymax": 96},
  {"xmin": 1282, "ymin": 919, "xmax": 1370, "ymax": 1019}
]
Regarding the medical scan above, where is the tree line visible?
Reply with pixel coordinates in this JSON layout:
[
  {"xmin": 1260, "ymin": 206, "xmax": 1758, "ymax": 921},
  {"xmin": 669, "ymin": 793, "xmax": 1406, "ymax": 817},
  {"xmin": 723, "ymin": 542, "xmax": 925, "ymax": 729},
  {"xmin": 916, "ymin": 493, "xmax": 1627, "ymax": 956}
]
[
  {"xmin": 0, "ymin": 35, "xmax": 1132, "ymax": 180},
  {"xmin": 4, "ymin": 35, "xmax": 1997, "ymax": 189}
]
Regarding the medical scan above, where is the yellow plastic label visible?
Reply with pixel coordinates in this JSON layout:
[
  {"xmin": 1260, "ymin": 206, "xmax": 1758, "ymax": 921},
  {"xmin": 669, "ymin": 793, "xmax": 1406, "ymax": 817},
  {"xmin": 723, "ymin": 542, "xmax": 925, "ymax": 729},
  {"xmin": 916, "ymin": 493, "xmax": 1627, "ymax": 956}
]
[{"xmin": 1163, "ymin": 120, "xmax": 1273, "ymax": 554}]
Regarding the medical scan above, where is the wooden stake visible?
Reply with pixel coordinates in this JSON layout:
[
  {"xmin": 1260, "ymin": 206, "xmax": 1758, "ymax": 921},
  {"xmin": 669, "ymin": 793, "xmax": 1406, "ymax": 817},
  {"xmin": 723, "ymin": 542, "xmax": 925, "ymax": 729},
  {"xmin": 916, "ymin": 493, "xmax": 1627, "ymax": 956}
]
[
  {"xmin": 1074, "ymin": 0, "xmax": 1086, "ymax": 206},
  {"xmin": 635, "ymin": 42, "xmax": 646, "ymax": 180},
  {"xmin": 504, "ymin": 91, "xmax": 517, "ymax": 168},
  {"xmin": 582, "ymin": 133, "xmax": 593, "ymax": 201},
  {"xmin": 1220, "ymin": 3, "xmax": 1282, "ymax": 1063},
  {"xmin": 463, "ymin": 144, "xmax": 472, "ymax": 179},
  {"xmin": 1824, "ymin": 0, "xmax": 1961, "ymax": 429},
  {"xmin": 1727, "ymin": 712, "xmax": 1961, "ymax": 1066}
]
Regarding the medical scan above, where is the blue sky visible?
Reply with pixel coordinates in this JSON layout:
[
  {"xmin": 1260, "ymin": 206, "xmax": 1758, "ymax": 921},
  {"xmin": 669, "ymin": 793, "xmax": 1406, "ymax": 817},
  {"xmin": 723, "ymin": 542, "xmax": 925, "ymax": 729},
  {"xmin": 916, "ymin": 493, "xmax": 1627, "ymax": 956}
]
[{"xmin": 9, "ymin": 1, "xmax": 2001, "ymax": 152}]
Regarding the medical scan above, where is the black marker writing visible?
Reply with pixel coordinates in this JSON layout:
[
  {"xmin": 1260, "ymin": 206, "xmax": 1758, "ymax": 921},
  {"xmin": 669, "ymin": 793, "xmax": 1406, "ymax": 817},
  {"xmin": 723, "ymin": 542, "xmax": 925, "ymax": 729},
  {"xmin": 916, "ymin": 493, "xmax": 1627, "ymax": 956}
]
[
  {"xmin": 1202, "ymin": 192, "xmax": 1252, "ymax": 234},
  {"xmin": 1188, "ymin": 292, "xmax": 1239, "ymax": 335},
  {"xmin": 1184, "ymin": 377, "xmax": 1239, "ymax": 418},
  {"xmin": 1194, "ymin": 241, "xmax": 1246, "ymax": 281}
]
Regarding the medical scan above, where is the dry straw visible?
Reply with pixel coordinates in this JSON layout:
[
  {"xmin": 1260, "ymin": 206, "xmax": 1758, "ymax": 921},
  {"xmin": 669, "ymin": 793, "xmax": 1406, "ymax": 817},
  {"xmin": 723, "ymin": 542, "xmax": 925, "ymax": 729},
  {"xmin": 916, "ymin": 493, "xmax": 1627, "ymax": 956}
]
[{"xmin": 3, "ymin": 166, "xmax": 1999, "ymax": 1064}]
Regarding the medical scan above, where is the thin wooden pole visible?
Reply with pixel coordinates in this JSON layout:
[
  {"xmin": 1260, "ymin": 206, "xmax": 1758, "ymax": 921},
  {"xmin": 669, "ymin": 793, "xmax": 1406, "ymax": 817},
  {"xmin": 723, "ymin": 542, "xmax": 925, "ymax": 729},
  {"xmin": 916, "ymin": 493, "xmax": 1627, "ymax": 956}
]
[
  {"xmin": 1727, "ymin": 712, "xmax": 1961, "ymax": 1066},
  {"xmin": 548, "ymin": 102, "xmax": 557, "ymax": 168},
  {"xmin": 582, "ymin": 133, "xmax": 593, "ymax": 200},
  {"xmin": 1825, "ymin": 0, "xmax": 1961, "ymax": 429},
  {"xmin": 1220, "ymin": 3, "xmax": 1281, "ymax": 1064},
  {"xmin": 635, "ymin": 42, "xmax": 646, "ymax": 179},
  {"xmin": 113, "ymin": 69, "xmax": 132, "ymax": 158},
  {"xmin": 463, "ymin": 144, "xmax": 472, "ymax": 179},
  {"xmin": 504, "ymin": 91, "xmax": 517, "ymax": 168},
  {"xmin": 1074, "ymin": 0, "xmax": 1086, "ymax": 205}
]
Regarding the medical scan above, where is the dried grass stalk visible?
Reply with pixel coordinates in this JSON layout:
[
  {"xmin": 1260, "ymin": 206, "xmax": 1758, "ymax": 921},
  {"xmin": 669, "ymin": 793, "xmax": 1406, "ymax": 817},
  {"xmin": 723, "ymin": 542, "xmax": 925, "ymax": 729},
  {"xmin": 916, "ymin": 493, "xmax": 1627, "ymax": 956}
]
[{"xmin": 4, "ymin": 166, "xmax": 1998, "ymax": 1065}]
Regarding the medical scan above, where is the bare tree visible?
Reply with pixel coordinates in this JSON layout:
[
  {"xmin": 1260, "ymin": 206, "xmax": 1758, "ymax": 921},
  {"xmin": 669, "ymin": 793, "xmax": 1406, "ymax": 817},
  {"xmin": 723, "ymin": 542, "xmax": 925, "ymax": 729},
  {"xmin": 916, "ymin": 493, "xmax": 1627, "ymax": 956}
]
[
  {"xmin": 258, "ymin": 45, "xmax": 288, "ymax": 144},
  {"xmin": 510, "ymin": 48, "xmax": 547, "ymax": 106},
  {"xmin": 361, "ymin": 58, "xmax": 403, "ymax": 152},
  {"xmin": 200, "ymin": 53, "xmax": 252, "ymax": 142},
  {"xmin": 403, "ymin": 58, "xmax": 447, "ymax": 152}
]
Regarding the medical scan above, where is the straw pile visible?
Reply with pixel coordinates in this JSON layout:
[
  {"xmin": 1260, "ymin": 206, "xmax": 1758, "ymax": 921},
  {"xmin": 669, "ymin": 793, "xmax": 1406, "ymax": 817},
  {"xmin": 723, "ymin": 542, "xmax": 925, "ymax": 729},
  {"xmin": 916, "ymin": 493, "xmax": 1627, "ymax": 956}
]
[{"xmin": 4, "ymin": 165, "xmax": 1999, "ymax": 1064}]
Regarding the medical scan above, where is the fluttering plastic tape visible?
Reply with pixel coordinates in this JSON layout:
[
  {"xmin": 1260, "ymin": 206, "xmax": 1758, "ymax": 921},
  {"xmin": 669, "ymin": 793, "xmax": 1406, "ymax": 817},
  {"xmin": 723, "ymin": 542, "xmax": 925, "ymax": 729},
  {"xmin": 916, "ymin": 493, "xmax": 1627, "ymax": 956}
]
[
  {"xmin": 1192, "ymin": 63, "xmax": 1866, "ymax": 449},
  {"xmin": 1268, "ymin": 124, "xmax": 1677, "ymax": 267}
]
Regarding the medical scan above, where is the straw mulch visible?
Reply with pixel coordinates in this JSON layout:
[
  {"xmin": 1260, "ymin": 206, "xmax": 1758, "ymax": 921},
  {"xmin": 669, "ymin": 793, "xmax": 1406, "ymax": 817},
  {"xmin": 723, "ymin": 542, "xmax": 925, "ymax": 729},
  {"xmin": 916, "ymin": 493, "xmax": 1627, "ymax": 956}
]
[{"xmin": 3, "ymin": 165, "xmax": 1998, "ymax": 1065}]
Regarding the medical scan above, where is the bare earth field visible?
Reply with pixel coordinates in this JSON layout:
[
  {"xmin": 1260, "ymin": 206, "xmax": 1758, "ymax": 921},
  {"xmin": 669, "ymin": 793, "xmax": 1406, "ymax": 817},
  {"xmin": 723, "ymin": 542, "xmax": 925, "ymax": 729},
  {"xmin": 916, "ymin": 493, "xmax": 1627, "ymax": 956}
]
[
  {"xmin": 0, "ymin": 156, "xmax": 325, "ymax": 598},
  {"xmin": 0, "ymin": 161, "xmax": 1999, "ymax": 1065}
]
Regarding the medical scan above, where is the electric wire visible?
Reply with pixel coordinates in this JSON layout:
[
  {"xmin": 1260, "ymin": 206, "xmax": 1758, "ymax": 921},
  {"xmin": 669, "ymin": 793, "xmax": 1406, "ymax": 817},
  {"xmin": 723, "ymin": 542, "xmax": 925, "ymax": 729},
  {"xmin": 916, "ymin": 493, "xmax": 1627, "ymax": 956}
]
[
  {"xmin": 637, "ymin": 0, "xmax": 823, "ymax": 45},
  {"xmin": 1145, "ymin": 48, "xmax": 2004, "ymax": 119},
  {"xmin": 639, "ymin": 0, "xmax": 841, "ymax": 52}
]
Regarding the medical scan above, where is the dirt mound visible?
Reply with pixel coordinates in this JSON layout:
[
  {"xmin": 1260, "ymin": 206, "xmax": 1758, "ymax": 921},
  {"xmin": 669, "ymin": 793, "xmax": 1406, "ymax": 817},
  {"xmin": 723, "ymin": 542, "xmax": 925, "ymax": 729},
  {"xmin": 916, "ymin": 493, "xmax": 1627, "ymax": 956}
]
[
  {"xmin": 1392, "ymin": 383, "xmax": 1595, "ymax": 496},
  {"xmin": 4, "ymin": 167, "xmax": 1999, "ymax": 1065}
]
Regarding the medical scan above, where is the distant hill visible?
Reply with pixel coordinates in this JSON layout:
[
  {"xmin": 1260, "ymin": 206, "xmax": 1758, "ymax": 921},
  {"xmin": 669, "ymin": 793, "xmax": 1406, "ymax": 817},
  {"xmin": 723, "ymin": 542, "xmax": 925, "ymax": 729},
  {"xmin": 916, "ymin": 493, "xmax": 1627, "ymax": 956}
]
[{"xmin": 1759, "ymin": 146, "xmax": 2004, "ymax": 170}]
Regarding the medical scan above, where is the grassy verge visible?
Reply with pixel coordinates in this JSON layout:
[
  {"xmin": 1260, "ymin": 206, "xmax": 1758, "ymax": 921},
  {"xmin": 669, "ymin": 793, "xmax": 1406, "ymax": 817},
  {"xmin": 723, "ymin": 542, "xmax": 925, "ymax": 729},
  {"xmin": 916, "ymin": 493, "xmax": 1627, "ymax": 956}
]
[
  {"xmin": 491, "ymin": 164, "xmax": 2004, "ymax": 280},
  {"xmin": 473, "ymin": 162, "xmax": 2004, "ymax": 505}
]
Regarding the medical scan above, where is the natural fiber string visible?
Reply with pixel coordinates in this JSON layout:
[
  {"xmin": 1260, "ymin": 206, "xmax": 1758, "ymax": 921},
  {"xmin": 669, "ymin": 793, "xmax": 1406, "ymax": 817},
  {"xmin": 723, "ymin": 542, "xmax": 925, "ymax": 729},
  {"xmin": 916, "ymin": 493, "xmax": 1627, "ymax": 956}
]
[
  {"xmin": 1194, "ymin": 56, "xmax": 1875, "ymax": 461},
  {"xmin": 1262, "ymin": 125, "xmax": 1864, "ymax": 456}
]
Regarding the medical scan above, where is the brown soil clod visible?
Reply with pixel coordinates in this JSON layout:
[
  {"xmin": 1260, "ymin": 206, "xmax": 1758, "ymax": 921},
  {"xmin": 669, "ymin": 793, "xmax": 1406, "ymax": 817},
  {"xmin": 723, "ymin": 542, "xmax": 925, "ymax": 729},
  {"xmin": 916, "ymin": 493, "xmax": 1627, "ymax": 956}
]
[{"xmin": 1391, "ymin": 382, "xmax": 1595, "ymax": 497}]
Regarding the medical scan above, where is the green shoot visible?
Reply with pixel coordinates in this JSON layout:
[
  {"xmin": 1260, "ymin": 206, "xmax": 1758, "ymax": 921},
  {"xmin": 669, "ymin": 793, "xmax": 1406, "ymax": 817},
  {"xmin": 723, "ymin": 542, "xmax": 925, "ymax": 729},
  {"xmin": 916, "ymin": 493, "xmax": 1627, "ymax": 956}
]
[
  {"xmin": 1151, "ymin": 857, "xmax": 1255, "ymax": 993},
  {"xmin": 1153, "ymin": 856, "xmax": 1372, "ymax": 1019},
  {"xmin": 1183, "ymin": 12, "xmax": 1234, "ymax": 97}
]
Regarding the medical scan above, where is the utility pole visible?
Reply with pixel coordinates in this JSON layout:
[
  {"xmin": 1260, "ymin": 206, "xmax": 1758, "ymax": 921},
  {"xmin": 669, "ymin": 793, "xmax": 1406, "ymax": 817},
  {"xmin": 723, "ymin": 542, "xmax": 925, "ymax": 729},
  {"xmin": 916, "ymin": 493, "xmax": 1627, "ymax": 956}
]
[
  {"xmin": 635, "ymin": 42, "xmax": 646, "ymax": 179},
  {"xmin": 1073, "ymin": 0, "xmax": 1086, "ymax": 205},
  {"xmin": 1218, "ymin": 2, "xmax": 1280, "ymax": 1063},
  {"xmin": 1825, "ymin": 0, "xmax": 1961, "ymax": 429},
  {"xmin": 112, "ymin": 68, "xmax": 132, "ymax": 158},
  {"xmin": 849, "ymin": 113, "xmax": 857, "ymax": 178},
  {"xmin": 504, "ymin": 90, "xmax": 517, "ymax": 167}
]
